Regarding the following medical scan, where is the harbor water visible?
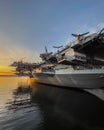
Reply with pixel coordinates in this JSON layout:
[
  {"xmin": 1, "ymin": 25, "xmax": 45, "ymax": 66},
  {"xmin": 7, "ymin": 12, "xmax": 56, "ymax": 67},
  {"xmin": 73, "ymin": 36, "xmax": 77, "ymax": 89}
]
[{"xmin": 0, "ymin": 76, "xmax": 104, "ymax": 130}]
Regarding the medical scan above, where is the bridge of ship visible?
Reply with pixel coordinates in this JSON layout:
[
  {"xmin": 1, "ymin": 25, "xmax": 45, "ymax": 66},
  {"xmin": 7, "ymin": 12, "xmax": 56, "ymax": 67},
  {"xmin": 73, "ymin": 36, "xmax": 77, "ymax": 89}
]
[{"xmin": 56, "ymin": 32, "xmax": 104, "ymax": 65}]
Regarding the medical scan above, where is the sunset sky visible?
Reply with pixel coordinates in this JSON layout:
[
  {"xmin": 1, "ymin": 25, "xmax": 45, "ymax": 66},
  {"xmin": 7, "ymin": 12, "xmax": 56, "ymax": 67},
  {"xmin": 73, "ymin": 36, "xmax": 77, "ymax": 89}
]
[{"xmin": 0, "ymin": 0, "xmax": 104, "ymax": 75}]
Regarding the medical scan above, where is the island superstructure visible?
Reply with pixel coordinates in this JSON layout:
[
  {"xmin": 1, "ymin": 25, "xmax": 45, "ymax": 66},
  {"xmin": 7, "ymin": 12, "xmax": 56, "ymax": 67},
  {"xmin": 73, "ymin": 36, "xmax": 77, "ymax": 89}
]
[{"xmin": 11, "ymin": 28, "xmax": 104, "ymax": 88}]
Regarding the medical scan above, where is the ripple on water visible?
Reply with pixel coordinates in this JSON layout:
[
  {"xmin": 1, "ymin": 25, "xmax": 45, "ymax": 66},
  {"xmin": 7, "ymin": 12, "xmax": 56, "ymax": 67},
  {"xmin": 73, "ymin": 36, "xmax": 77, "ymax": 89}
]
[{"xmin": 0, "ymin": 77, "xmax": 104, "ymax": 130}]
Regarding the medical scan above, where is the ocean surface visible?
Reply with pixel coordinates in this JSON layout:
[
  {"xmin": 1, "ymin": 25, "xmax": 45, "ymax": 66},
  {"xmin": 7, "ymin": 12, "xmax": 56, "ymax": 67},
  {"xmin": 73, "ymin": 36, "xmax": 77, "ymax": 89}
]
[{"xmin": 0, "ymin": 76, "xmax": 104, "ymax": 130}]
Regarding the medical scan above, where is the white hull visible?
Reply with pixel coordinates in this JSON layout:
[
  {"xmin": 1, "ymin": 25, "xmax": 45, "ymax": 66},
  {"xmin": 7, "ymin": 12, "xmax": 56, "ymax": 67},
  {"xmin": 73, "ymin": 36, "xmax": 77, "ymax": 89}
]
[{"xmin": 33, "ymin": 69, "xmax": 104, "ymax": 89}]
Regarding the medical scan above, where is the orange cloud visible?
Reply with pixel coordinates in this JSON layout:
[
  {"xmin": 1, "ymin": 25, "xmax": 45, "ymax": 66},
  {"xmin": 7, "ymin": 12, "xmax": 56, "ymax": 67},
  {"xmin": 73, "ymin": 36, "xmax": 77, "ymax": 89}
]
[
  {"xmin": 0, "ymin": 72, "xmax": 14, "ymax": 76},
  {"xmin": 0, "ymin": 65, "xmax": 15, "ymax": 76}
]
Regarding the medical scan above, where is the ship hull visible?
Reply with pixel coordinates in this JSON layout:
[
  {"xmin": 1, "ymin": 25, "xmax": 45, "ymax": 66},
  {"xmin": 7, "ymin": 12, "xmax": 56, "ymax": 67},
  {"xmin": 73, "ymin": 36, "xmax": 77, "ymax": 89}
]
[{"xmin": 33, "ymin": 72, "xmax": 104, "ymax": 89}]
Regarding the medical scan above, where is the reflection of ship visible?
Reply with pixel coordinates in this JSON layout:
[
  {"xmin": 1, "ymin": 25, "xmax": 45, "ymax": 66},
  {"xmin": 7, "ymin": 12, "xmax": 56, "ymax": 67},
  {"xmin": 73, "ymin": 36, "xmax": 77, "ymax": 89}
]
[
  {"xmin": 31, "ymin": 83, "xmax": 104, "ymax": 129},
  {"xmin": 11, "ymin": 28, "xmax": 104, "ymax": 88},
  {"xmin": 33, "ymin": 28, "xmax": 104, "ymax": 88}
]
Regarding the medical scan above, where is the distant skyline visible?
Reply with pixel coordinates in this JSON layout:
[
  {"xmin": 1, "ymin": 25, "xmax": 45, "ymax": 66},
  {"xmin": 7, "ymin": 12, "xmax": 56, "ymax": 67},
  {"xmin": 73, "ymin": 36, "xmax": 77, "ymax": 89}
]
[{"xmin": 0, "ymin": 0, "xmax": 104, "ymax": 73}]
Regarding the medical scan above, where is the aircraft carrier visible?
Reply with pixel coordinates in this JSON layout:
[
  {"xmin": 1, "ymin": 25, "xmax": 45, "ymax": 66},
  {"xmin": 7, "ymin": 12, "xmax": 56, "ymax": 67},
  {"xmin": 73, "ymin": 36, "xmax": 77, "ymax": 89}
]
[{"xmin": 11, "ymin": 28, "xmax": 104, "ymax": 88}]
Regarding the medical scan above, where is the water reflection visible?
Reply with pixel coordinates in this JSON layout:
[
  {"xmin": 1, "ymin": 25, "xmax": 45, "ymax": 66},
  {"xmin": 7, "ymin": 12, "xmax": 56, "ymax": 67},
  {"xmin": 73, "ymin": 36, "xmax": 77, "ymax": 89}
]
[
  {"xmin": 30, "ymin": 82, "xmax": 104, "ymax": 130},
  {"xmin": 6, "ymin": 86, "xmax": 32, "ymax": 111},
  {"xmin": 0, "ymin": 77, "xmax": 42, "ymax": 130},
  {"xmin": 0, "ymin": 77, "xmax": 104, "ymax": 130}
]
